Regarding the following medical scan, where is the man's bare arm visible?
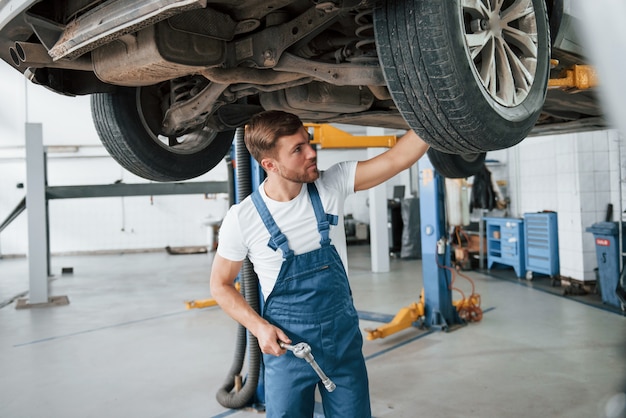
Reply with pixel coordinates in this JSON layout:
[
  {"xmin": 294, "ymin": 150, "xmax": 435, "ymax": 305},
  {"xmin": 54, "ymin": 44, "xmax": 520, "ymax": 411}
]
[
  {"xmin": 354, "ymin": 129, "xmax": 429, "ymax": 191},
  {"xmin": 209, "ymin": 253, "xmax": 291, "ymax": 355}
]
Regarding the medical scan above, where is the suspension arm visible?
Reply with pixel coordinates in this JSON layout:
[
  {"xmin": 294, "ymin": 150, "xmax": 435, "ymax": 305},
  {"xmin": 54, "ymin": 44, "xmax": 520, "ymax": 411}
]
[
  {"xmin": 225, "ymin": 5, "xmax": 341, "ymax": 68},
  {"xmin": 161, "ymin": 82, "xmax": 229, "ymax": 136}
]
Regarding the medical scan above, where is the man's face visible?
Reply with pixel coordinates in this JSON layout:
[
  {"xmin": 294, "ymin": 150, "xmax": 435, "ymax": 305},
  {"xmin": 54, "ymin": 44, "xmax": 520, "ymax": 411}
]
[{"xmin": 271, "ymin": 127, "xmax": 319, "ymax": 183}]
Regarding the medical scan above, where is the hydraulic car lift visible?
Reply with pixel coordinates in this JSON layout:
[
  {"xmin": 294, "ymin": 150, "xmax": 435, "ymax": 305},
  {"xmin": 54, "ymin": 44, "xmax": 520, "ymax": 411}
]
[{"xmin": 366, "ymin": 154, "xmax": 464, "ymax": 337}]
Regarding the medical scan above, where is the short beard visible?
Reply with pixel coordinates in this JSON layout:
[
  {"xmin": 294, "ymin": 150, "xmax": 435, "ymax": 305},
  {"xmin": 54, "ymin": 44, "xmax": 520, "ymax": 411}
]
[{"xmin": 278, "ymin": 164, "xmax": 319, "ymax": 184}]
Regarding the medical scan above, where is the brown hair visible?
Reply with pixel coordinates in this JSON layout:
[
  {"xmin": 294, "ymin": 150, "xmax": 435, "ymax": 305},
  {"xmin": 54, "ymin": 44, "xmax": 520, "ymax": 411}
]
[{"xmin": 245, "ymin": 110, "xmax": 303, "ymax": 163}]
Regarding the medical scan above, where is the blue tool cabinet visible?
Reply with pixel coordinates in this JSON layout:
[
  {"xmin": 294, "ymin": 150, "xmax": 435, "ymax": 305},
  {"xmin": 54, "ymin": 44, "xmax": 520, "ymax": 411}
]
[
  {"xmin": 485, "ymin": 217, "xmax": 525, "ymax": 277},
  {"xmin": 524, "ymin": 212, "xmax": 559, "ymax": 280}
]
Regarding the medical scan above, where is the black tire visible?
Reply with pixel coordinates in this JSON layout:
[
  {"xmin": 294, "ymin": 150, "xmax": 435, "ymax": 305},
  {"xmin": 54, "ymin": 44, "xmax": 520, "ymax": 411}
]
[
  {"xmin": 91, "ymin": 86, "xmax": 235, "ymax": 182},
  {"xmin": 427, "ymin": 148, "xmax": 486, "ymax": 178},
  {"xmin": 374, "ymin": 0, "xmax": 550, "ymax": 153}
]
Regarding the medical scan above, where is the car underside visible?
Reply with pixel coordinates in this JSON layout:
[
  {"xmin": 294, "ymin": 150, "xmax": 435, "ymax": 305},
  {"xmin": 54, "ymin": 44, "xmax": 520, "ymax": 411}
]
[{"xmin": 0, "ymin": 0, "xmax": 603, "ymax": 180}]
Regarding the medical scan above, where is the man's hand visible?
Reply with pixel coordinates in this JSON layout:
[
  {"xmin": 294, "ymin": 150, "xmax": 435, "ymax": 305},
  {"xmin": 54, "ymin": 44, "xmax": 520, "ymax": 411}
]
[{"xmin": 255, "ymin": 323, "xmax": 291, "ymax": 356}]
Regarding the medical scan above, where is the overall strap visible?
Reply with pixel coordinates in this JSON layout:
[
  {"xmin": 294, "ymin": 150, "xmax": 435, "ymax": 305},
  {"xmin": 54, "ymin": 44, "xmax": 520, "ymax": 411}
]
[
  {"xmin": 251, "ymin": 189, "xmax": 294, "ymax": 259},
  {"xmin": 306, "ymin": 183, "xmax": 338, "ymax": 247}
]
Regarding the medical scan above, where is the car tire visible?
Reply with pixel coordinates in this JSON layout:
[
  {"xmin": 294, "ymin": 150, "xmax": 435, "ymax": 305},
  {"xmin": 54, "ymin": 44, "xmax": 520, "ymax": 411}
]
[
  {"xmin": 91, "ymin": 86, "xmax": 235, "ymax": 182},
  {"xmin": 374, "ymin": 0, "xmax": 550, "ymax": 153},
  {"xmin": 427, "ymin": 149, "xmax": 486, "ymax": 178}
]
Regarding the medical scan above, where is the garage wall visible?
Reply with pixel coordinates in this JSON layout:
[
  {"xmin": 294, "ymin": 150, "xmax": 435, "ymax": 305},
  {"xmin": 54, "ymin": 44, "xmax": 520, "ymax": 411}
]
[
  {"xmin": 0, "ymin": 151, "xmax": 231, "ymax": 256},
  {"xmin": 0, "ymin": 65, "xmax": 406, "ymax": 257},
  {"xmin": 501, "ymin": 129, "xmax": 625, "ymax": 282},
  {"xmin": 0, "ymin": 65, "xmax": 230, "ymax": 257}
]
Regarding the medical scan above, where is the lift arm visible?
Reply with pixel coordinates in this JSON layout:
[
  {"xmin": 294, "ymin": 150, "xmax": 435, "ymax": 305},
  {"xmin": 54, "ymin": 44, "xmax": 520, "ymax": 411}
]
[
  {"xmin": 304, "ymin": 123, "xmax": 397, "ymax": 149},
  {"xmin": 548, "ymin": 63, "xmax": 598, "ymax": 90},
  {"xmin": 364, "ymin": 291, "xmax": 425, "ymax": 340}
]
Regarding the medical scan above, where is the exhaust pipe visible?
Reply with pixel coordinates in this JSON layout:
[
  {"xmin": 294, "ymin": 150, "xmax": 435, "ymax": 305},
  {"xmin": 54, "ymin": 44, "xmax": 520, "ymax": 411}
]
[{"xmin": 9, "ymin": 41, "xmax": 92, "ymax": 71}]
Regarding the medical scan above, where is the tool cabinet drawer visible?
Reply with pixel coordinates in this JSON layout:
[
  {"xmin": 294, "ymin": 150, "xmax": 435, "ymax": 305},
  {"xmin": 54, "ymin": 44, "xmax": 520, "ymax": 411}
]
[{"xmin": 524, "ymin": 212, "xmax": 559, "ymax": 278}]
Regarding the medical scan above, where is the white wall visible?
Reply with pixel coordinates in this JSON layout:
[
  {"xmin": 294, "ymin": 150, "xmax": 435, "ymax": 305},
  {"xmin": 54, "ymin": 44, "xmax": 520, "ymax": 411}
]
[
  {"xmin": 0, "ymin": 64, "xmax": 229, "ymax": 256},
  {"xmin": 493, "ymin": 129, "xmax": 625, "ymax": 282}
]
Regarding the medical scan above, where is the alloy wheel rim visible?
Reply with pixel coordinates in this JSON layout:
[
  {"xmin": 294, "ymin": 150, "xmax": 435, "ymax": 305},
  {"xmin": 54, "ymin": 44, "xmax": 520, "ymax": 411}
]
[{"xmin": 462, "ymin": 0, "xmax": 539, "ymax": 107}]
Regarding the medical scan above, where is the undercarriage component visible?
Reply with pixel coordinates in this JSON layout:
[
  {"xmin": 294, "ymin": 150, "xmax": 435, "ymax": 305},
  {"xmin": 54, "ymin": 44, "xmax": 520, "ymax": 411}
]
[
  {"xmin": 92, "ymin": 22, "xmax": 225, "ymax": 86},
  {"xmin": 227, "ymin": 4, "xmax": 341, "ymax": 68},
  {"xmin": 274, "ymin": 53, "xmax": 386, "ymax": 86},
  {"xmin": 260, "ymin": 81, "xmax": 374, "ymax": 118},
  {"xmin": 9, "ymin": 41, "xmax": 92, "ymax": 71},
  {"xmin": 162, "ymin": 82, "xmax": 229, "ymax": 136},
  {"xmin": 49, "ymin": 0, "xmax": 207, "ymax": 60}
]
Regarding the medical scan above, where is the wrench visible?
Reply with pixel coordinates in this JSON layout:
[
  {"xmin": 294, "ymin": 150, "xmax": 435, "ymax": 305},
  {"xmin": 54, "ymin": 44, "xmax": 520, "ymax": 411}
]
[{"xmin": 279, "ymin": 341, "xmax": 336, "ymax": 392}]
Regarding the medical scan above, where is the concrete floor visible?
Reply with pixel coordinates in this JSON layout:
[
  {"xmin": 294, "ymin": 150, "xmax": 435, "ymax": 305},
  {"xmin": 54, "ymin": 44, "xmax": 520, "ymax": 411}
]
[{"xmin": 1, "ymin": 245, "xmax": 625, "ymax": 418}]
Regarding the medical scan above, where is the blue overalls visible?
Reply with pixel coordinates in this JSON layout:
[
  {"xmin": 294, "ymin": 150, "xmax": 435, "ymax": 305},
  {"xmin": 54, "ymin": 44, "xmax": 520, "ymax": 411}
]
[{"xmin": 251, "ymin": 182, "xmax": 371, "ymax": 418}]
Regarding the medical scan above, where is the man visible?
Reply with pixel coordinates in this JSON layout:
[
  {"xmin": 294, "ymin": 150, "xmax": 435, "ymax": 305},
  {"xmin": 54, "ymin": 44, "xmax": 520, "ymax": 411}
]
[{"xmin": 210, "ymin": 110, "xmax": 429, "ymax": 417}]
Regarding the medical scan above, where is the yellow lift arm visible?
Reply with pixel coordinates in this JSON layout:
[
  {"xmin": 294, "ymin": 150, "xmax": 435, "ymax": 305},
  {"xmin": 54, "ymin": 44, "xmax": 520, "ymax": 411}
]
[
  {"xmin": 548, "ymin": 63, "xmax": 598, "ymax": 90},
  {"xmin": 304, "ymin": 123, "xmax": 397, "ymax": 148},
  {"xmin": 364, "ymin": 290, "xmax": 426, "ymax": 340}
]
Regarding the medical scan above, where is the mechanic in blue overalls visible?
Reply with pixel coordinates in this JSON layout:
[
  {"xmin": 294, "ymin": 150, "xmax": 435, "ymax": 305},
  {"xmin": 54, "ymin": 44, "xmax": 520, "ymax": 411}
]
[{"xmin": 210, "ymin": 111, "xmax": 428, "ymax": 417}]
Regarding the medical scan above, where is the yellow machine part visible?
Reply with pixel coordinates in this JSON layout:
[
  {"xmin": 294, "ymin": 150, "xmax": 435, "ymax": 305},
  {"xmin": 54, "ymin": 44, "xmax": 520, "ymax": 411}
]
[
  {"xmin": 185, "ymin": 298, "xmax": 218, "ymax": 309},
  {"xmin": 304, "ymin": 123, "xmax": 397, "ymax": 149},
  {"xmin": 548, "ymin": 64, "xmax": 598, "ymax": 90},
  {"xmin": 364, "ymin": 289, "xmax": 482, "ymax": 340},
  {"xmin": 364, "ymin": 289, "xmax": 425, "ymax": 340},
  {"xmin": 453, "ymin": 294, "xmax": 483, "ymax": 323},
  {"xmin": 364, "ymin": 301, "xmax": 425, "ymax": 340}
]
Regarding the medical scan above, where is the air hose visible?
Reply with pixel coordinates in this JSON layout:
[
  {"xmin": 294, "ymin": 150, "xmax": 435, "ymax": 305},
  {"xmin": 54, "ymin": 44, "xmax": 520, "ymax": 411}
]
[
  {"xmin": 435, "ymin": 240, "xmax": 483, "ymax": 323},
  {"xmin": 216, "ymin": 127, "xmax": 262, "ymax": 409}
]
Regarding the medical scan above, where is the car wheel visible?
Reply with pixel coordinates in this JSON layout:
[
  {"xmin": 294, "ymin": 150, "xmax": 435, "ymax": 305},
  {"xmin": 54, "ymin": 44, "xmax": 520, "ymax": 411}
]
[
  {"xmin": 428, "ymin": 149, "xmax": 486, "ymax": 178},
  {"xmin": 91, "ymin": 85, "xmax": 235, "ymax": 182},
  {"xmin": 374, "ymin": 0, "xmax": 550, "ymax": 153}
]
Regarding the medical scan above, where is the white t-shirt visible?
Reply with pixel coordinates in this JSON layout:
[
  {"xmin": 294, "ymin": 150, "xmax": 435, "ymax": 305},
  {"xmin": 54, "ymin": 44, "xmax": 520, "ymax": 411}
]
[{"xmin": 217, "ymin": 161, "xmax": 357, "ymax": 300}]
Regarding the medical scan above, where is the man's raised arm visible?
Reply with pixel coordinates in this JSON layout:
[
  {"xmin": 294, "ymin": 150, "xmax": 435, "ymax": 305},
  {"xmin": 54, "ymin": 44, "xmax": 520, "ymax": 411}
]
[{"xmin": 354, "ymin": 130, "xmax": 429, "ymax": 192}]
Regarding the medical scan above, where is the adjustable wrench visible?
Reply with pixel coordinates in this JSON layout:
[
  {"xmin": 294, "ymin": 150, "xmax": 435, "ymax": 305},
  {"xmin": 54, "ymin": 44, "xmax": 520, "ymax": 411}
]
[{"xmin": 279, "ymin": 341, "xmax": 336, "ymax": 392}]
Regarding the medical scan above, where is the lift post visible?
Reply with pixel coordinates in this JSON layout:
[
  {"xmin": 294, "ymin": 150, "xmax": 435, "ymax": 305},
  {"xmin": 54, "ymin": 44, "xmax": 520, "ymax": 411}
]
[
  {"xmin": 418, "ymin": 156, "xmax": 462, "ymax": 330},
  {"xmin": 364, "ymin": 154, "xmax": 464, "ymax": 339}
]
